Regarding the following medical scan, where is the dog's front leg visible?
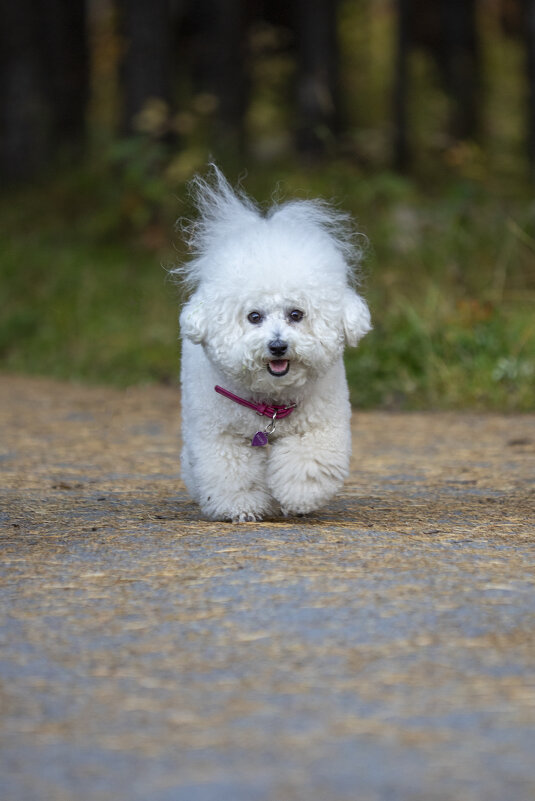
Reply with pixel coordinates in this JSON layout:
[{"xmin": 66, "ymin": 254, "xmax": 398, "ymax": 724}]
[
  {"xmin": 184, "ymin": 433, "xmax": 274, "ymax": 522},
  {"xmin": 267, "ymin": 424, "xmax": 351, "ymax": 516}
]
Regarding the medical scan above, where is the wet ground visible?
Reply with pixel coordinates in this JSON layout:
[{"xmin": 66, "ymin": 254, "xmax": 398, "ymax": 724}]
[{"xmin": 1, "ymin": 375, "xmax": 534, "ymax": 801}]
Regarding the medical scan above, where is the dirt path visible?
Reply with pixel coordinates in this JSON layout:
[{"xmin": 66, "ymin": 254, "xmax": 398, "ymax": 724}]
[{"xmin": 1, "ymin": 375, "xmax": 534, "ymax": 801}]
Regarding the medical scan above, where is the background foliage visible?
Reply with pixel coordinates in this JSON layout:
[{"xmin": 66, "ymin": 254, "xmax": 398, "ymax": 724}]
[{"xmin": 0, "ymin": 0, "xmax": 534, "ymax": 410}]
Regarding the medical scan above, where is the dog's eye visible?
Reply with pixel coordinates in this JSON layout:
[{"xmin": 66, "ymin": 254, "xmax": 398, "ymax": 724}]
[
  {"xmin": 288, "ymin": 309, "xmax": 304, "ymax": 323},
  {"xmin": 247, "ymin": 311, "xmax": 263, "ymax": 325}
]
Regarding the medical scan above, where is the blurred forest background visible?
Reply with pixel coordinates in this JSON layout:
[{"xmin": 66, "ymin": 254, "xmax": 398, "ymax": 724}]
[{"xmin": 1, "ymin": 0, "xmax": 534, "ymax": 409}]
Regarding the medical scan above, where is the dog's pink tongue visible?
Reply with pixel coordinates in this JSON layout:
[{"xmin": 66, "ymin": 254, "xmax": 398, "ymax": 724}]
[{"xmin": 269, "ymin": 359, "xmax": 289, "ymax": 374}]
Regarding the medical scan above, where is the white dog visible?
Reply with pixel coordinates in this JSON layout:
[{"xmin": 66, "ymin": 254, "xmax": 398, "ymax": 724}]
[{"xmin": 176, "ymin": 167, "xmax": 371, "ymax": 522}]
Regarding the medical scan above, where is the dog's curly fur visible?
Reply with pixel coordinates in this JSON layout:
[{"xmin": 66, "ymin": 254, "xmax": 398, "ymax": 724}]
[{"xmin": 175, "ymin": 167, "xmax": 371, "ymax": 522}]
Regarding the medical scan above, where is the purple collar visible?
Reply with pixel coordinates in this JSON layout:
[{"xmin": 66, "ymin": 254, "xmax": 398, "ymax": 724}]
[{"xmin": 214, "ymin": 385, "xmax": 297, "ymax": 419}]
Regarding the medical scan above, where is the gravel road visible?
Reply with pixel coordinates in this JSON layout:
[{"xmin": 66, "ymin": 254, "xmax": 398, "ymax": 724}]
[{"xmin": 1, "ymin": 375, "xmax": 534, "ymax": 801}]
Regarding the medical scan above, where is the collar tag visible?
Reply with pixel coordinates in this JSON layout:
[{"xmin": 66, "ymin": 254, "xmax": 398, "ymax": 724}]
[{"xmin": 214, "ymin": 385, "xmax": 296, "ymax": 447}]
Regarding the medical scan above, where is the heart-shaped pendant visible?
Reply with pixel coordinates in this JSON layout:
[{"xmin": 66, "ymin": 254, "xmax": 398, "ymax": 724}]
[{"xmin": 251, "ymin": 431, "xmax": 269, "ymax": 447}]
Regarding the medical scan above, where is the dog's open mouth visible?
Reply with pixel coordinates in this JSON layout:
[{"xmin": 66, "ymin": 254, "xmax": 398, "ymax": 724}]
[{"xmin": 267, "ymin": 359, "xmax": 290, "ymax": 377}]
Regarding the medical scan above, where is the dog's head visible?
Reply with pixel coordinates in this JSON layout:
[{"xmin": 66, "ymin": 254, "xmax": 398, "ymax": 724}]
[{"xmin": 177, "ymin": 167, "xmax": 371, "ymax": 395}]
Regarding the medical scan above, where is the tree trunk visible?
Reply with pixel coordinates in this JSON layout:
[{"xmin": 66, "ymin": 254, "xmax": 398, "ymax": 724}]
[
  {"xmin": 527, "ymin": 0, "xmax": 535, "ymax": 178},
  {"xmin": 393, "ymin": 0, "xmax": 411, "ymax": 170},
  {"xmin": 440, "ymin": 0, "xmax": 479, "ymax": 141},
  {"xmin": 191, "ymin": 0, "xmax": 247, "ymax": 152},
  {"xmin": 295, "ymin": 0, "xmax": 340, "ymax": 157},
  {"xmin": 37, "ymin": 0, "xmax": 89, "ymax": 148},
  {"xmin": 119, "ymin": 0, "xmax": 172, "ymax": 135},
  {"xmin": 0, "ymin": 0, "xmax": 49, "ymax": 180},
  {"xmin": 0, "ymin": 0, "xmax": 88, "ymax": 181}
]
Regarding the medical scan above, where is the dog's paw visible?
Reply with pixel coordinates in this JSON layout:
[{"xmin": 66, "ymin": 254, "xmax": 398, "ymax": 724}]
[
  {"xmin": 268, "ymin": 431, "xmax": 349, "ymax": 517},
  {"xmin": 272, "ymin": 468, "xmax": 345, "ymax": 517},
  {"xmin": 280, "ymin": 506, "xmax": 306, "ymax": 518},
  {"xmin": 231, "ymin": 511, "xmax": 263, "ymax": 523}
]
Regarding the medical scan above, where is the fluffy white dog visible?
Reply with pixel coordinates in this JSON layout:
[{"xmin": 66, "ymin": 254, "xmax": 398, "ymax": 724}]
[{"xmin": 176, "ymin": 167, "xmax": 371, "ymax": 522}]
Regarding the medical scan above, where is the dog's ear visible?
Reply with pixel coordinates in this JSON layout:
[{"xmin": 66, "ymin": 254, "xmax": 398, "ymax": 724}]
[
  {"xmin": 342, "ymin": 288, "xmax": 372, "ymax": 347},
  {"xmin": 180, "ymin": 291, "xmax": 209, "ymax": 344}
]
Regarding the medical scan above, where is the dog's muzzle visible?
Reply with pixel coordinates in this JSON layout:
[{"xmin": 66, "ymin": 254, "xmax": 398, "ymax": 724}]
[{"xmin": 267, "ymin": 339, "xmax": 290, "ymax": 376}]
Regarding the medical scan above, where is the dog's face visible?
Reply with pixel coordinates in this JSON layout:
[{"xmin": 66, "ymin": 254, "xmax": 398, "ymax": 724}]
[
  {"xmin": 179, "ymin": 183, "xmax": 371, "ymax": 398},
  {"xmin": 181, "ymin": 280, "xmax": 370, "ymax": 396}
]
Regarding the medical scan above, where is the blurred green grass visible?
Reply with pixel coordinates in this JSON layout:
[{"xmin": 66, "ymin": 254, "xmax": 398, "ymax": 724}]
[
  {"xmin": 1, "ymin": 153, "xmax": 533, "ymax": 410},
  {"xmin": 1, "ymin": 1, "xmax": 533, "ymax": 410}
]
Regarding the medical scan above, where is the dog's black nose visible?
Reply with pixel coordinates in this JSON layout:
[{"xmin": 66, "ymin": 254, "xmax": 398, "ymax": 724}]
[{"xmin": 268, "ymin": 339, "xmax": 288, "ymax": 357}]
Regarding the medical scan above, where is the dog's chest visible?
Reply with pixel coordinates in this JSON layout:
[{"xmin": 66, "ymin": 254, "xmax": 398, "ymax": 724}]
[{"xmin": 223, "ymin": 402, "xmax": 302, "ymax": 445}]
